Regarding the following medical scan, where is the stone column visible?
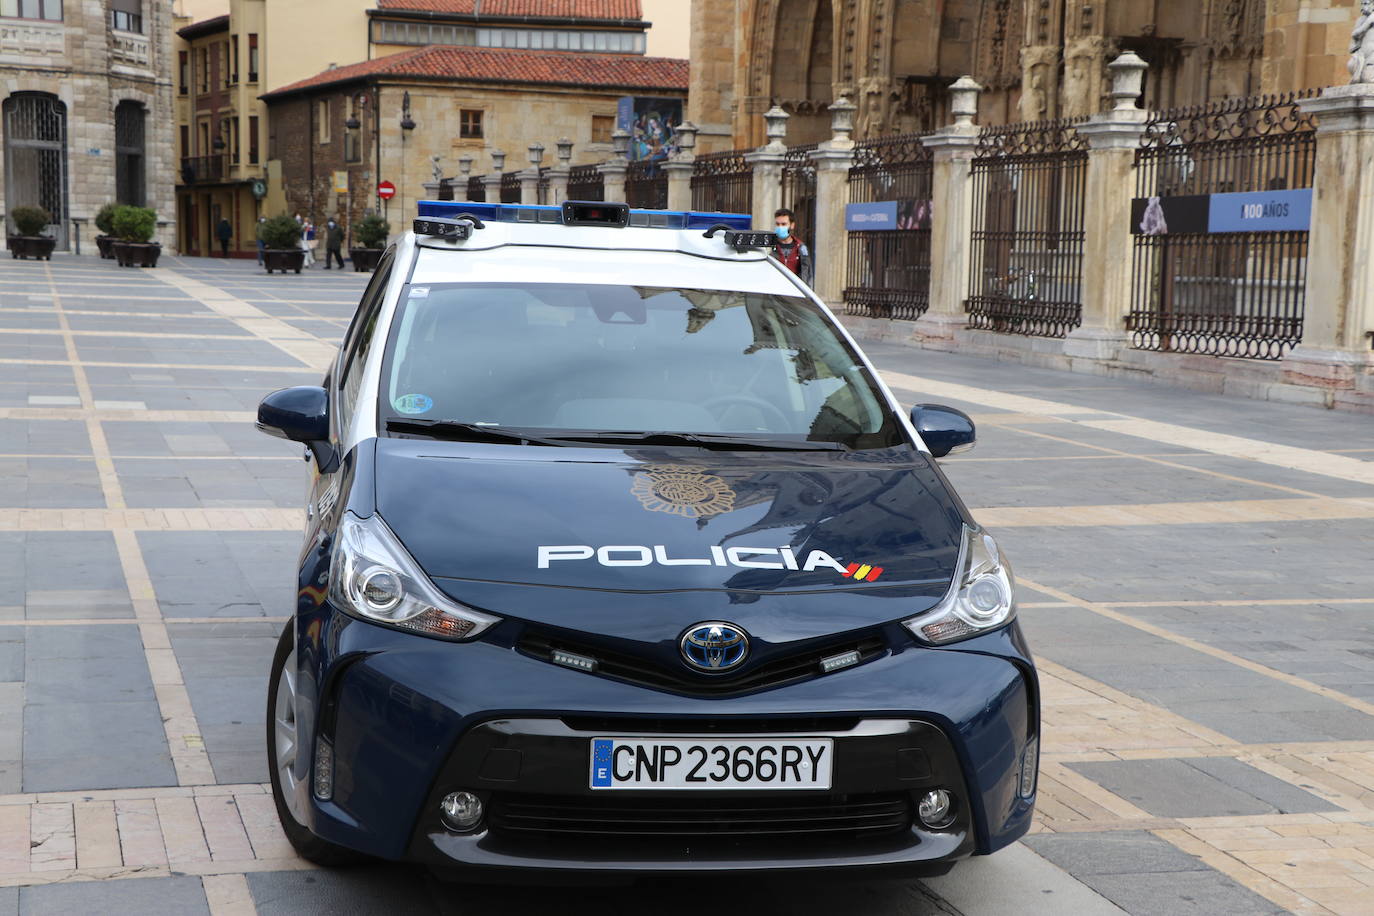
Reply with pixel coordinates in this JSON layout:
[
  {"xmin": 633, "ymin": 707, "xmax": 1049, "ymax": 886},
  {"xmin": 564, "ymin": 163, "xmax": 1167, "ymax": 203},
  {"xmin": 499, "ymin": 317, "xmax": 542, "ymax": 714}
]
[
  {"xmin": 914, "ymin": 77, "xmax": 982, "ymax": 345},
  {"xmin": 1065, "ymin": 51, "xmax": 1149, "ymax": 362},
  {"xmin": 809, "ymin": 97, "xmax": 857, "ymax": 306},
  {"xmin": 664, "ymin": 121, "xmax": 697, "ymax": 211},
  {"xmin": 547, "ymin": 138, "xmax": 574, "ymax": 204},
  {"xmin": 600, "ymin": 161, "xmax": 629, "ymax": 204},
  {"xmin": 745, "ymin": 106, "xmax": 790, "ymax": 227},
  {"xmin": 457, "ymin": 156, "xmax": 474, "ymax": 201},
  {"xmin": 482, "ymin": 149, "xmax": 506, "ymax": 204},
  {"xmin": 520, "ymin": 142, "xmax": 545, "ymax": 205},
  {"xmin": 1290, "ymin": 84, "xmax": 1374, "ymax": 407}
]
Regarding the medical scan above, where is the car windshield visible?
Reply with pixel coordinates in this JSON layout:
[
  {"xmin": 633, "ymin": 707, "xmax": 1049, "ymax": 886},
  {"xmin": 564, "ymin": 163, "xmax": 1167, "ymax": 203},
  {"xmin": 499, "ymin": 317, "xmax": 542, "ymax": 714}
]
[{"xmin": 379, "ymin": 282, "xmax": 904, "ymax": 449}]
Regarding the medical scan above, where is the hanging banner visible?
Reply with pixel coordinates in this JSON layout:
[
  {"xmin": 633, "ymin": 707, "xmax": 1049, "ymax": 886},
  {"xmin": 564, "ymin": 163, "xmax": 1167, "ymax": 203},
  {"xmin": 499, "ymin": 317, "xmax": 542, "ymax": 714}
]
[
  {"xmin": 845, "ymin": 200, "xmax": 932, "ymax": 231},
  {"xmin": 1130, "ymin": 188, "xmax": 1311, "ymax": 235}
]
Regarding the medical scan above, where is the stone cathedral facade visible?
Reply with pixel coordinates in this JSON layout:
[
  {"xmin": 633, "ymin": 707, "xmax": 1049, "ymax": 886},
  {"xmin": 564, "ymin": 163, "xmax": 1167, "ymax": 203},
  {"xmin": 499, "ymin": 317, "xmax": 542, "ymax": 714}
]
[{"xmin": 688, "ymin": 0, "xmax": 1362, "ymax": 152}]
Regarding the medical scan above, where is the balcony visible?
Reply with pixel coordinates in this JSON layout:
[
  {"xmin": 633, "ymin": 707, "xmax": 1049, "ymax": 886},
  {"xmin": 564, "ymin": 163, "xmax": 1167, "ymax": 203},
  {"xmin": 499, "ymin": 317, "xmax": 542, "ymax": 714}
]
[{"xmin": 180, "ymin": 155, "xmax": 226, "ymax": 184}]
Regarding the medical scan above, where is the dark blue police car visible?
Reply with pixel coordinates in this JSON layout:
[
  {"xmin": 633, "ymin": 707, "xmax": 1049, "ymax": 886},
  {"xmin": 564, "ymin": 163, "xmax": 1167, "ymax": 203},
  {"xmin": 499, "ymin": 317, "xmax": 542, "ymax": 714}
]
[{"xmin": 257, "ymin": 200, "xmax": 1037, "ymax": 878}]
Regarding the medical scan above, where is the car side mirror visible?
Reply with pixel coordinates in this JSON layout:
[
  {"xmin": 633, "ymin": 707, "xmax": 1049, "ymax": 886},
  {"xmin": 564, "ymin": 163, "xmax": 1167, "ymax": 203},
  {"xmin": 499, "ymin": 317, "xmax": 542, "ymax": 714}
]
[
  {"xmin": 910, "ymin": 404, "xmax": 976, "ymax": 458},
  {"xmin": 257, "ymin": 386, "xmax": 337, "ymax": 471}
]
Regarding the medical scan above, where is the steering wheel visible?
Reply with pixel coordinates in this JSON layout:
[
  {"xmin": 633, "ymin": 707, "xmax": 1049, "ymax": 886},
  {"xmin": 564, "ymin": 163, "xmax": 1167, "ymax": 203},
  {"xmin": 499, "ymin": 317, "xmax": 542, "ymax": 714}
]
[{"xmin": 702, "ymin": 394, "xmax": 791, "ymax": 432}]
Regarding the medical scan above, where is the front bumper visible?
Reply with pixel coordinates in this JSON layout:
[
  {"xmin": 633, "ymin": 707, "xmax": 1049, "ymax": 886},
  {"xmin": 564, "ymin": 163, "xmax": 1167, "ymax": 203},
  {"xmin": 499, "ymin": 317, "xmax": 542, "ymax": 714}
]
[{"xmin": 289, "ymin": 605, "xmax": 1037, "ymax": 875}]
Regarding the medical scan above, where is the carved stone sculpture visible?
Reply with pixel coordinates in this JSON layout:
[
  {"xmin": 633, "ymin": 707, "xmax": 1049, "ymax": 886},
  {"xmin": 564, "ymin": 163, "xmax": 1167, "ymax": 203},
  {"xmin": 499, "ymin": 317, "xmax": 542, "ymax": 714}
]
[{"xmin": 1351, "ymin": 0, "xmax": 1374, "ymax": 84}]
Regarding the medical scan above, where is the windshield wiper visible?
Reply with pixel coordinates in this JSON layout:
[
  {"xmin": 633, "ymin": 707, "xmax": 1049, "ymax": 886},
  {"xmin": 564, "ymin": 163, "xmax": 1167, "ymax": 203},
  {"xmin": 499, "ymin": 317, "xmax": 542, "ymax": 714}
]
[
  {"xmin": 385, "ymin": 419, "xmax": 571, "ymax": 447},
  {"xmin": 550, "ymin": 431, "xmax": 846, "ymax": 451}
]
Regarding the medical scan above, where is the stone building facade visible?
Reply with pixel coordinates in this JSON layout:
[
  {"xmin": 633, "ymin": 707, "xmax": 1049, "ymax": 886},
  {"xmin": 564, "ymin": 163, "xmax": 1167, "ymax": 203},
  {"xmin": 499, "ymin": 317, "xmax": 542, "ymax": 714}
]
[
  {"xmin": 261, "ymin": 44, "xmax": 686, "ymax": 243},
  {"xmin": 173, "ymin": 0, "xmax": 270, "ymax": 258},
  {"xmin": 689, "ymin": 0, "xmax": 1363, "ymax": 152},
  {"xmin": 0, "ymin": 0, "xmax": 177, "ymax": 251}
]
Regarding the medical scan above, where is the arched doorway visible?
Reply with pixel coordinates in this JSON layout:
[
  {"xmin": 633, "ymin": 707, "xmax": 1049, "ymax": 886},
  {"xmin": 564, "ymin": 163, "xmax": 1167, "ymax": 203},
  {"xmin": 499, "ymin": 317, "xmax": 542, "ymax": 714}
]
[
  {"xmin": 115, "ymin": 100, "xmax": 147, "ymax": 207},
  {"xmin": 3, "ymin": 92, "xmax": 68, "ymax": 249}
]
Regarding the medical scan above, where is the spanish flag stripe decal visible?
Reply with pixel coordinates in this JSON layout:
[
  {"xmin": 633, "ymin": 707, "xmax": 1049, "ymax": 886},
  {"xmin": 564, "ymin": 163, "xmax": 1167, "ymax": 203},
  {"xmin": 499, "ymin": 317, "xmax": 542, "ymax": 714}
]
[
  {"xmin": 855, "ymin": 564, "xmax": 872, "ymax": 580},
  {"xmin": 844, "ymin": 563, "xmax": 860, "ymax": 578},
  {"xmin": 867, "ymin": 567, "xmax": 883, "ymax": 582}
]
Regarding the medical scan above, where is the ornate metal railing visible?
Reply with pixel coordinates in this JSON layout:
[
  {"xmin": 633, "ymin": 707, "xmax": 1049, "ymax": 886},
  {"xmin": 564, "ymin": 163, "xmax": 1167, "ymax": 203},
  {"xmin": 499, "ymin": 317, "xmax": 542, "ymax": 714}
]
[
  {"xmin": 780, "ymin": 142, "xmax": 817, "ymax": 252},
  {"xmin": 966, "ymin": 118, "xmax": 1088, "ymax": 338},
  {"xmin": 567, "ymin": 163, "xmax": 604, "ymax": 201},
  {"xmin": 625, "ymin": 158, "xmax": 667, "ymax": 209},
  {"xmin": 500, "ymin": 171, "xmax": 521, "ymax": 204},
  {"xmin": 466, "ymin": 175, "xmax": 485, "ymax": 202},
  {"xmin": 690, "ymin": 149, "xmax": 753, "ymax": 216},
  {"xmin": 179, "ymin": 155, "xmax": 225, "ymax": 184},
  {"xmin": 436, "ymin": 178, "xmax": 455, "ymax": 201},
  {"xmin": 1128, "ymin": 92, "xmax": 1317, "ymax": 360},
  {"xmin": 844, "ymin": 132, "xmax": 934, "ymax": 321}
]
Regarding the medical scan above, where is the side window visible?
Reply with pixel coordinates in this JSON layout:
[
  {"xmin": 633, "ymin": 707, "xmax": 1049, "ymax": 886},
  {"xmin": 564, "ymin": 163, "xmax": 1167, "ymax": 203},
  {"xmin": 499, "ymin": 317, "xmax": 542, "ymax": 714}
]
[{"xmin": 336, "ymin": 252, "xmax": 395, "ymax": 430}]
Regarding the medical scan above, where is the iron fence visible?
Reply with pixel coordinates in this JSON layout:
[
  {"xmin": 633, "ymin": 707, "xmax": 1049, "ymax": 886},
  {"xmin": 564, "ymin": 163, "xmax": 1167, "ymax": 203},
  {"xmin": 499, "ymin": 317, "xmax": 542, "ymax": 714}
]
[
  {"xmin": 690, "ymin": 149, "xmax": 753, "ymax": 216},
  {"xmin": 780, "ymin": 143, "xmax": 817, "ymax": 252},
  {"xmin": 466, "ymin": 175, "xmax": 485, "ymax": 202},
  {"xmin": 436, "ymin": 178, "xmax": 454, "ymax": 201},
  {"xmin": 1128, "ymin": 92, "xmax": 1317, "ymax": 359},
  {"xmin": 625, "ymin": 158, "xmax": 667, "ymax": 209},
  {"xmin": 966, "ymin": 118, "xmax": 1088, "ymax": 338},
  {"xmin": 500, "ymin": 171, "xmax": 521, "ymax": 204},
  {"xmin": 567, "ymin": 163, "xmax": 604, "ymax": 201},
  {"xmin": 537, "ymin": 167, "xmax": 550, "ymax": 205},
  {"xmin": 843, "ymin": 133, "xmax": 934, "ymax": 320}
]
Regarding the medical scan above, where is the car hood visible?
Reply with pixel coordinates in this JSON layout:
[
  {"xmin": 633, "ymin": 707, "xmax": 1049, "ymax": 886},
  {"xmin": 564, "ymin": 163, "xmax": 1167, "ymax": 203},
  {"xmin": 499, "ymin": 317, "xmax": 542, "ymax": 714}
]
[{"xmin": 373, "ymin": 438, "xmax": 968, "ymax": 634}]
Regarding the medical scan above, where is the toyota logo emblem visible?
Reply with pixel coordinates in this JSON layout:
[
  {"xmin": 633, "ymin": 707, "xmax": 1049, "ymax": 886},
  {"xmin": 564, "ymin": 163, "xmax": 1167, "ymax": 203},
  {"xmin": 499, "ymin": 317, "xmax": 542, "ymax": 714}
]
[{"xmin": 680, "ymin": 622, "xmax": 749, "ymax": 673}]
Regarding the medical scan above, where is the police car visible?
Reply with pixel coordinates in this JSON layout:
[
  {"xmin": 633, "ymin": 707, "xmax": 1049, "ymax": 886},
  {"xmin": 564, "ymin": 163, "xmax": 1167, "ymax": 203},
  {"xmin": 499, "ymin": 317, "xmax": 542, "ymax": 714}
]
[{"xmin": 257, "ymin": 199, "xmax": 1038, "ymax": 878}]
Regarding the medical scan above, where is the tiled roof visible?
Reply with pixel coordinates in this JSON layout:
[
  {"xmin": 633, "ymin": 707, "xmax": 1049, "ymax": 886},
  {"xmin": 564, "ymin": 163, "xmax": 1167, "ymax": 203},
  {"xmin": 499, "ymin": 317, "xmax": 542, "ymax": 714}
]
[
  {"xmin": 262, "ymin": 44, "xmax": 687, "ymax": 98},
  {"xmin": 375, "ymin": 0, "xmax": 642, "ymax": 20},
  {"xmin": 177, "ymin": 14, "xmax": 230, "ymax": 39}
]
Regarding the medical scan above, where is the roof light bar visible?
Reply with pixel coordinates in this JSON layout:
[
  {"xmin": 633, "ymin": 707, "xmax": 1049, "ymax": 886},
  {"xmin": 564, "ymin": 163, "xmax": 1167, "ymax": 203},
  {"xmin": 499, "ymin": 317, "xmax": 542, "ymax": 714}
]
[{"xmin": 416, "ymin": 199, "xmax": 752, "ymax": 231}]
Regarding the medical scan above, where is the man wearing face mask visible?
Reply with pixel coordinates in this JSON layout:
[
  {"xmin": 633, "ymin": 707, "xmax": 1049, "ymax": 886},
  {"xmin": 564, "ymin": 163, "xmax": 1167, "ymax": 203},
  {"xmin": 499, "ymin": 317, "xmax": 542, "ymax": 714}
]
[
  {"xmin": 772, "ymin": 208, "xmax": 812, "ymax": 286},
  {"xmin": 324, "ymin": 217, "xmax": 345, "ymax": 270}
]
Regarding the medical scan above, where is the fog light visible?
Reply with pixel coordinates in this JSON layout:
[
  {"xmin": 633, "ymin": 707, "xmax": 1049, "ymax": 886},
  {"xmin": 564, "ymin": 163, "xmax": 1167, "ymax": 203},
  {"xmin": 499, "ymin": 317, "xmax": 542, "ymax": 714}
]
[
  {"xmin": 1020, "ymin": 734, "xmax": 1039, "ymax": 798},
  {"xmin": 918, "ymin": 788, "xmax": 955, "ymax": 829},
  {"xmin": 313, "ymin": 738, "xmax": 334, "ymax": 800},
  {"xmin": 439, "ymin": 791, "xmax": 484, "ymax": 831}
]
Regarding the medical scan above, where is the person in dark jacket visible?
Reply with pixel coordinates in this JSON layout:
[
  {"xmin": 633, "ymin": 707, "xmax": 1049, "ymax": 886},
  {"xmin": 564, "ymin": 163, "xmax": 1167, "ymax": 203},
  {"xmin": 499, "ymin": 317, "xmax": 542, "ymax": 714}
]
[
  {"xmin": 215, "ymin": 217, "xmax": 232, "ymax": 257},
  {"xmin": 773, "ymin": 208, "xmax": 813, "ymax": 285},
  {"xmin": 323, "ymin": 218, "xmax": 345, "ymax": 269}
]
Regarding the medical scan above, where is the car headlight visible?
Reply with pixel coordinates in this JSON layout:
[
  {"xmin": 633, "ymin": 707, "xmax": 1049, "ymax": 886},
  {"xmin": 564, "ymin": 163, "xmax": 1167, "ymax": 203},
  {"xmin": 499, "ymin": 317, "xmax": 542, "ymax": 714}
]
[
  {"xmin": 903, "ymin": 526, "xmax": 1015, "ymax": 645},
  {"xmin": 328, "ymin": 511, "xmax": 499, "ymax": 640}
]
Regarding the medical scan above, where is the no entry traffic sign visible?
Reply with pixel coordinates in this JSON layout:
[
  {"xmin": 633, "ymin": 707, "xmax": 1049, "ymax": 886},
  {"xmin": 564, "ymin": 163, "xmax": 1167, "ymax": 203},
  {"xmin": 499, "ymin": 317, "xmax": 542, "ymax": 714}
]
[{"xmin": 377, "ymin": 180, "xmax": 396, "ymax": 200}]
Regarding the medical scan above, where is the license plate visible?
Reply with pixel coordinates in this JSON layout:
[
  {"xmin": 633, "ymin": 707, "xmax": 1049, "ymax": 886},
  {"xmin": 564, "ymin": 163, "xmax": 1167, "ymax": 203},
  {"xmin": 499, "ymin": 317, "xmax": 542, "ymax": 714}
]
[{"xmin": 589, "ymin": 737, "xmax": 833, "ymax": 790}]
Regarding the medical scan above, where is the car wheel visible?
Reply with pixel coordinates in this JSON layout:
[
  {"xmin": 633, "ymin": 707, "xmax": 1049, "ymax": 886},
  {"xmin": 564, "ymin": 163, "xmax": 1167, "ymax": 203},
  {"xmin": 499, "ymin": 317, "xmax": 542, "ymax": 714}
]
[{"xmin": 266, "ymin": 621, "xmax": 365, "ymax": 866}]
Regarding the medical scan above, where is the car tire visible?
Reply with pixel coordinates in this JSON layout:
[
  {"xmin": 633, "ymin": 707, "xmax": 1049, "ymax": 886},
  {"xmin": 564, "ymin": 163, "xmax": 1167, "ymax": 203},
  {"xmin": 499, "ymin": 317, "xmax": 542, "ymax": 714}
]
[{"xmin": 266, "ymin": 621, "xmax": 366, "ymax": 867}]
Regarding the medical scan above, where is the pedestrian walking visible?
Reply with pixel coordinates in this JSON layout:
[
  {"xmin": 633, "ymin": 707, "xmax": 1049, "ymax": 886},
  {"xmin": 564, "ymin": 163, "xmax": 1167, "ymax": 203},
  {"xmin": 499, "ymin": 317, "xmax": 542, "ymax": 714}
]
[
  {"xmin": 323, "ymin": 218, "xmax": 345, "ymax": 269},
  {"xmin": 216, "ymin": 217, "xmax": 232, "ymax": 258},
  {"xmin": 296, "ymin": 214, "xmax": 315, "ymax": 268},
  {"xmin": 772, "ymin": 208, "xmax": 812, "ymax": 285},
  {"xmin": 254, "ymin": 216, "xmax": 267, "ymax": 265}
]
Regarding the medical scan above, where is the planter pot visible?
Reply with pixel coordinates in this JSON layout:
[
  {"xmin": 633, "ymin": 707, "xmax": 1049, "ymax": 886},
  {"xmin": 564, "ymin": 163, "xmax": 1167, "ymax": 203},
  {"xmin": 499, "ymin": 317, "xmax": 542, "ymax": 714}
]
[
  {"xmin": 7, "ymin": 236, "xmax": 56, "ymax": 260},
  {"xmin": 110, "ymin": 241, "xmax": 162, "ymax": 268},
  {"xmin": 349, "ymin": 247, "xmax": 384, "ymax": 272},
  {"xmin": 95, "ymin": 235, "xmax": 115, "ymax": 259},
  {"xmin": 263, "ymin": 249, "xmax": 307, "ymax": 274}
]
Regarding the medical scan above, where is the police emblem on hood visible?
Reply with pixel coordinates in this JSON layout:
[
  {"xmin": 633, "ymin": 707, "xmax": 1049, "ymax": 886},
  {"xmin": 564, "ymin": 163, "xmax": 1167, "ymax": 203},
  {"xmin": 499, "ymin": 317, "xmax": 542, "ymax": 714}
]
[{"xmin": 631, "ymin": 465, "xmax": 736, "ymax": 518}]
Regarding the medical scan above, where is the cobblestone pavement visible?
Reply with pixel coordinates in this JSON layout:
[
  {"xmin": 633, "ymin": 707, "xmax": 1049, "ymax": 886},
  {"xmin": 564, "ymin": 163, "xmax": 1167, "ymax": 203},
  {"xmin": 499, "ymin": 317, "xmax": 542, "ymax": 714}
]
[{"xmin": 0, "ymin": 254, "xmax": 1371, "ymax": 915}]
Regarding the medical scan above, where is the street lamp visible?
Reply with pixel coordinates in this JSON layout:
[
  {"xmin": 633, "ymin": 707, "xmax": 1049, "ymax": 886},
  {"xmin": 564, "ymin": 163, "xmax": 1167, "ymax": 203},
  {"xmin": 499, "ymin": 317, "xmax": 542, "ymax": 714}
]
[
  {"xmin": 556, "ymin": 137, "xmax": 573, "ymax": 166},
  {"xmin": 400, "ymin": 91, "xmax": 416, "ymax": 132},
  {"xmin": 527, "ymin": 141, "xmax": 545, "ymax": 168}
]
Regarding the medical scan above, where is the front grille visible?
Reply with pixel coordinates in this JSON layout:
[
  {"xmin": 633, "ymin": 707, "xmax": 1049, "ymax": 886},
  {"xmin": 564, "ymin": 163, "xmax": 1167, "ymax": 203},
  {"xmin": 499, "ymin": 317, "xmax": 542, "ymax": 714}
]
[
  {"xmin": 488, "ymin": 791, "xmax": 912, "ymax": 844},
  {"xmin": 517, "ymin": 630, "xmax": 887, "ymax": 697}
]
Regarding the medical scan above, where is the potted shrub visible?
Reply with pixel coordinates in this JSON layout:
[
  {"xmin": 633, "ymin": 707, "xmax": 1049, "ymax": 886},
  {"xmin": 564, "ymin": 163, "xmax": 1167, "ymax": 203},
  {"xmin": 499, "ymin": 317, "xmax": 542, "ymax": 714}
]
[
  {"xmin": 260, "ymin": 214, "xmax": 306, "ymax": 273},
  {"xmin": 7, "ymin": 206, "xmax": 56, "ymax": 260},
  {"xmin": 109, "ymin": 205, "xmax": 161, "ymax": 267},
  {"xmin": 349, "ymin": 214, "xmax": 389, "ymax": 272},
  {"xmin": 94, "ymin": 203, "xmax": 118, "ymax": 259}
]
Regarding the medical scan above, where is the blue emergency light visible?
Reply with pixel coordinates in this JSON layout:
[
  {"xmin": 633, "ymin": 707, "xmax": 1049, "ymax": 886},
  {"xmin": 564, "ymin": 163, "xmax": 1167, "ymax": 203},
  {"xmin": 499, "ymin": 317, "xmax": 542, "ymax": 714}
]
[{"xmin": 415, "ymin": 199, "xmax": 752, "ymax": 231}]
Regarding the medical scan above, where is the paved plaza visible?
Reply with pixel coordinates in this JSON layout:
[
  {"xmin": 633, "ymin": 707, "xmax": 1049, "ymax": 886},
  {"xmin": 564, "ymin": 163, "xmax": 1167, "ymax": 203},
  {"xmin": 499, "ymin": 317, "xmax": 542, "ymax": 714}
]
[{"xmin": 0, "ymin": 253, "xmax": 1371, "ymax": 915}]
